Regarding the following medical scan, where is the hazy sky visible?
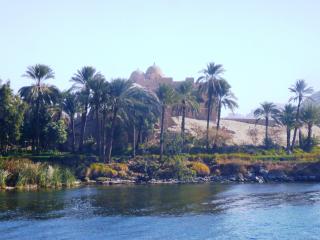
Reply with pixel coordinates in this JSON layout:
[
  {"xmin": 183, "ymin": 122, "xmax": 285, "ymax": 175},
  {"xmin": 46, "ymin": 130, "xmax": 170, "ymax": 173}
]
[{"xmin": 1, "ymin": 0, "xmax": 319, "ymax": 115}]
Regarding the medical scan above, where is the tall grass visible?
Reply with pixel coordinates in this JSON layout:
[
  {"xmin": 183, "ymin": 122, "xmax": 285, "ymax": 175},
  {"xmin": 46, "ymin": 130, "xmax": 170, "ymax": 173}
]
[{"xmin": 0, "ymin": 158, "xmax": 76, "ymax": 189}]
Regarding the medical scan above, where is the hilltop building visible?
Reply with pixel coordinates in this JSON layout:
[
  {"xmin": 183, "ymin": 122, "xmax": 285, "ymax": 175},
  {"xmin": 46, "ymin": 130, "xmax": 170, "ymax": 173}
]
[{"xmin": 129, "ymin": 64, "xmax": 216, "ymax": 121}]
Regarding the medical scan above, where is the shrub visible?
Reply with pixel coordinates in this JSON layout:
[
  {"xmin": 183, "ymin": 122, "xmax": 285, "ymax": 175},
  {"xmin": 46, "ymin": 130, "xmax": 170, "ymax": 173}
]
[
  {"xmin": 0, "ymin": 159, "xmax": 76, "ymax": 188},
  {"xmin": 89, "ymin": 163, "xmax": 118, "ymax": 179},
  {"xmin": 158, "ymin": 156, "xmax": 196, "ymax": 181},
  {"xmin": 61, "ymin": 168, "xmax": 76, "ymax": 187},
  {"xmin": 0, "ymin": 170, "xmax": 9, "ymax": 188},
  {"xmin": 190, "ymin": 162, "xmax": 210, "ymax": 176},
  {"xmin": 16, "ymin": 162, "xmax": 40, "ymax": 187},
  {"xmin": 110, "ymin": 163, "xmax": 129, "ymax": 172},
  {"xmin": 164, "ymin": 132, "xmax": 183, "ymax": 155},
  {"xmin": 128, "ymin": 156, "xmax": 160, "ymax": 179}
]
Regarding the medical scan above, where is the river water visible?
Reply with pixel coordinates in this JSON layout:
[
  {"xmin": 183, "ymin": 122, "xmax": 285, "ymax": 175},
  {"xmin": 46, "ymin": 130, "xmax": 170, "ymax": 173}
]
[{"xmin": 1, "ymin": 183, "xmax": 320, "ymax": 239}]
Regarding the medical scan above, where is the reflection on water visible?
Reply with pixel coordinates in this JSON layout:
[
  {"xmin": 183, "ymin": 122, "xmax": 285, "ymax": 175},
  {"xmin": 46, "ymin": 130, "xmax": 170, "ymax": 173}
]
[
  {"xmin": 1, "ymin": 183, "xmax": 320, "ymax": 239},
  {"xmin": 0, "ymin": 184, "xmax": 228, "ymax": 219}
]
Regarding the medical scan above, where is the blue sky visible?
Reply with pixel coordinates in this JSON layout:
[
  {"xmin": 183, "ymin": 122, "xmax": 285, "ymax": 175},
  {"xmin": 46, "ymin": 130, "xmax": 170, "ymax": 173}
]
[{"xmin": 0, "ymin": 0, "xmax": 319, "ymax": 115}]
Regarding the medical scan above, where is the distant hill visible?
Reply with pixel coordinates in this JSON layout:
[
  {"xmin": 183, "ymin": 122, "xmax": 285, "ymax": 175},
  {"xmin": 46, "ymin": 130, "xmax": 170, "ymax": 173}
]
[
  {"xmin": 302, "ymin": 91, "xmax": 320, "ymax": 106},
  {"xmin": 310, "ymin": 91, "xmax": 320, "ymax": 104}
]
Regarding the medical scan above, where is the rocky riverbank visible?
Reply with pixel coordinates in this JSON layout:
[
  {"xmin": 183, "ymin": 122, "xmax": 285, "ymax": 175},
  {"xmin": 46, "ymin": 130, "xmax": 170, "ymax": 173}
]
[{"xmin": 81, "ymin": 160, "xmax": 320, "ymax": 185}]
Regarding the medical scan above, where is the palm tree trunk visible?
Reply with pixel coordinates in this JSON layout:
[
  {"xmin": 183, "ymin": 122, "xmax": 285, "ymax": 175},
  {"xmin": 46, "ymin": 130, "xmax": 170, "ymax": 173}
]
[
  {"xmin": 35, "ymin": 99, "xmax": 40, "ymax": 153},
  {"xmin": 160, "ymin": 105, "xmax": 166, "ymax": 162},
  {"xmin": 265, "ymin": 116, "xmax": 269, "ymax": 146},
  {"xmin": 299, "ymin": 129, "xmax": 303, "ymax": 148},
  {"xmin": 71, "ymin": 116, "xmax": 75, "ymax": 153},
  {"xmin": 307, "ymin": 123, "xmax": 312, "ymax": 151},
  {"xmin": 106, "ymin": 108, "xmax": 118, "ymax": 163},
  {"xmin": 132, "ymin": 123, "xmax": 136, "ymax": 157},
  {"xmin": 135, "ymin": 123, "xmax": 142, "ymax": 152},
  {"xmin": 214, "ymin": 99, "xmax": 222, "ymax": 147},
  {"xmin": 95, "ymin": 108, "xmax": 100, "ymax": 155},
  {"xmin": 181, "ymin": 104, "xmax": 186, "ymax": 150},
  {"xmin": 206, "ymin": 98, "xmax": 212, "ymax": 151},
  {"xmin": 79, "ymin": 102, "xmax": 88, "ymax": 153},
  {"xmin": 286, "ymin": 127, "xmax": 291, "ymax": 152},
  {"xmin": 291, "ymin": 100, "xmax": 301, "ymax": 150},
  {"xmin": 216, "ymin": 100, "xmax": 222, "ymax": 131},
  {"xmin": 100, "ymin": 111, "xmax": 106, "ymax": 161}
]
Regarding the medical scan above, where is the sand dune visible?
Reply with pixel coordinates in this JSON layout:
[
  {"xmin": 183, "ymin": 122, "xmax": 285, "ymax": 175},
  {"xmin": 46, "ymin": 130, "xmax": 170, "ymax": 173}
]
[{"xmin": 170, "ymin": 117, "xmax": 320, "ymax": 146}]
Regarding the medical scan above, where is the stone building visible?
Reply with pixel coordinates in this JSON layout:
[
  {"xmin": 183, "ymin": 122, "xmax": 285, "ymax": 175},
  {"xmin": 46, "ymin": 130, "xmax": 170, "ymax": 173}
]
[{"xmin": 129, "ymin": 64, "xmax": 216, "ymax": 121}]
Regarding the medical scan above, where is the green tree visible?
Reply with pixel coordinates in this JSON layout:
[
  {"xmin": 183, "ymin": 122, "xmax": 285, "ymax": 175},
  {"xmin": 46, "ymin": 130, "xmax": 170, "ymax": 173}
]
[
  {"xmin": 215, "ymin": 79, "xmax": 238, "ymax": 131},
  {"xmin": 105, "ymin": 79, "xmax": 145, "ymax": 162},
  {"xmin": 300, "ymin": 103, "xmax": 320, "ymax": 151},
  {"xmin": 62, "ymin": 91, "xmax": 80, "ymax": 153},
  {"xmin": 279, "ymin": 104, "xmax": 297, "ymax": 152},
  {"xmin": 197, "ymin": 62, "xmax": 225, "ymax": 151},
  {"xmin": 124, "ymin": 87, "xmax": 160, "ymax": 157},
  {"xmin": 100, "ymin": 81, "xmax": 111, "ymax": 161},
  {"xmin": 289, "ymin": 79, "xmax": 313, "ymax": 150},
  {"xmin": 19, "ymin": 64, "xmax": 58, "ymax": 152},
  {"xmin": 88, "ymin": 74, "xmax": 106, "ymax": 156},
  {"xmin": 156, "ymin": 84, "xmax": 177, "ymax": 161},
  {"xmin": 174, "ymin": 80, "xmax": 199, "ymax": 149},
  {"xmin": 0, "ymin": 81, "xmax": 25, "ymax": 153},
  {"xmin": 254, "ymin": 102, "xmax": 280, "ymax": 147},
  {"xmin": 44, "ymin": 120, "xmax": 68, "ymax": 149},
  {"xmin": 71, "ymin": 66, "xmax": 103, "ymax": 152}
]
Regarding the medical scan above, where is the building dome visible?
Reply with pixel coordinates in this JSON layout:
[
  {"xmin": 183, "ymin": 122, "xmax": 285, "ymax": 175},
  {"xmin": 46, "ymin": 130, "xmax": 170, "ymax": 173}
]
[
  {"xmin": 145, "ymin": 64, "xmax": 164, "ymax": 81},
  {"xmin": 129, "ymin": 69, "xmax": 145, "ymax": 82}
]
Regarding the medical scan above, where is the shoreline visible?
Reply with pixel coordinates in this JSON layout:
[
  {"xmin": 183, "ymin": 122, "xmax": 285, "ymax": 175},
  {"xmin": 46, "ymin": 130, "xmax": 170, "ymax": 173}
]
[{"xmin": 3, "ymin": 175, "xmax": 320, "ymax": 191}]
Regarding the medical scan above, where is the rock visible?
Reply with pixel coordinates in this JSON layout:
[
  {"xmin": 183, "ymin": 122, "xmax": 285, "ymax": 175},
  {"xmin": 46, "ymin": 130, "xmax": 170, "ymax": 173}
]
[
  {"xmin": 236, "ymin": 173, "xmax": 245, "ymax": 182},
  {"xmin": 259, "ymin": 168, "xmax": 269, "ymax": 177},
  {"xmin": 254, "ymin": 176, "xmax": 264, "ymax": 183},
  {"xmin": 83, "ymin": 177, "xmax": 96, "ymax": 184},
  {"xmin": 267, "ymin": 170, "xmax": 287, "ymax": 181}
]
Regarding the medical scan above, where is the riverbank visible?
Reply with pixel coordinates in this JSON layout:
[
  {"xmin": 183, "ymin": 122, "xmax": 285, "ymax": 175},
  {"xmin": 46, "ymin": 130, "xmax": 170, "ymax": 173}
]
[{"xmin": 2, "ymin": 150, "xmax": 320, "ymax": 190}]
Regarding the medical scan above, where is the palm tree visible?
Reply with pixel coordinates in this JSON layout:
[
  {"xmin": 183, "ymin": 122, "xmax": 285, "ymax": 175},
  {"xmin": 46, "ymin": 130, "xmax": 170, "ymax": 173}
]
[
  {"xmin": 254, "ymin": 102, "xmax": 280, "ymax": 147},
  {"xmin": 279, "ymin": 104, "xmax": 297, "ymax": 152},
  {"xmin": 71, "ymin": 66, "xmax": 103, "ymax": 152},
  {"xmin": 215, "ymin": 79, "xmax": 238, "ymax": 131},
  {"xmin": 156, "ymin": 84, "xmax": 177, "ymax": 161},
  {"xmin": 88, "ymin": 74, "xmax": 106, "ymax": 156},
  {"xmin": 300, "ymin": 103, "xmax": 320, "ymax": 151},
  {"xmin": 105, "ymin": 79, "xmax": 146, "ymax": 162},
  {"xmin": 289, "ymin": 79, "xmax": 313, "ymax": 150},
  {"xmin": 197, "ymin": 62, "xmax": 225, "ymax": 151},
  {"xmin": 124, "ymin": 86, "xmax": 160, "ymax": 157},
  {"xmin": 174, "ymin": 80, "xmax": 199, "ymax": 149},
  {"xmin": 100, "ymin": 81, "xmax": 111, "ymax": 161},
  {"xmin": 62, "ymin": 91, "xmax": 80, "ymax": 153},
  {"xmin": 19, "ymin": 64, "xmax": 58, "ymax": 152}
]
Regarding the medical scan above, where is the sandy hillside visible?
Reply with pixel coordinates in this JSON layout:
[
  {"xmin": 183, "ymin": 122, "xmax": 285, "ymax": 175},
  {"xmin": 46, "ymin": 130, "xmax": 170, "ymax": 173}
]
[{"xmin": 170, "ymin": 117, "xmax": 320, "ymax": 146}]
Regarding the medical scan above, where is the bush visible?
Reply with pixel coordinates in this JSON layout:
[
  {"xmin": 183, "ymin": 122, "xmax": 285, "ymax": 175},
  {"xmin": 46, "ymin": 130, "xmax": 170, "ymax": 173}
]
[
  {"xmin": 61, "ymin": 168, "xmax": 76, "ymax": 187},
  {"xmin": 88, "ymin": 163, "xmax": 118, "ymax": 179},
  {"xmin": 0, "ymin": 158, "xmax": 76, "ymax": 188},
  {"xmin": 158, "ymin": 156, "xmax": 196, "ymax": 181},
  {"xmin": 128, "ymin": 156, "xmax": 160, "ymax": 179},
  {"xmin": 189, "ymin": 162, "xmax": 210, "ymax": 176},
  {"xmin": 0, "ymin": 170, "xmax": 9, "ymax": 188},
  {"xmin": 164, "ymin": 132, "xmax": 184, "ymax": 155},
  {"xmin": 110, "ymin": 163, "xmax": 129, "ymax": 172}
]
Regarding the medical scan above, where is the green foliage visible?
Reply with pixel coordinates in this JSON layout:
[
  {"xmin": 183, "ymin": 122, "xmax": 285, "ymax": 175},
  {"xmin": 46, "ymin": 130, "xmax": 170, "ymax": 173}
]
[
  {"xmin": 189, "ymin": 162, "xmax": 210, "ymax": 176},
  {"xmin": 44, "ymin": 120, "xmax": 68, "ymax": 147},
  {"xmin": 164, "ymin": 132, "xmax": 184, "ymax": 155},
  {"xmin": 87, "ymin": 163, "xmax": 130, "ymax": 179},
  {"xmin": 128, "ymin": 156, "xmax": 160, "ymax": 179},
  {"xmin": 0, "ymin": 158, "xmax": 75, "ymax": 188},
  {"xmin": 0, "ymin": 81, "xmax": 26, "ymax": 154},
  {"xmin": 158, "ymin": 156, "xmax": 196, "ymax": 181},
  {"xmin": 0, "ymin": 170, "xmax": 9, "ymax": 188}
]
